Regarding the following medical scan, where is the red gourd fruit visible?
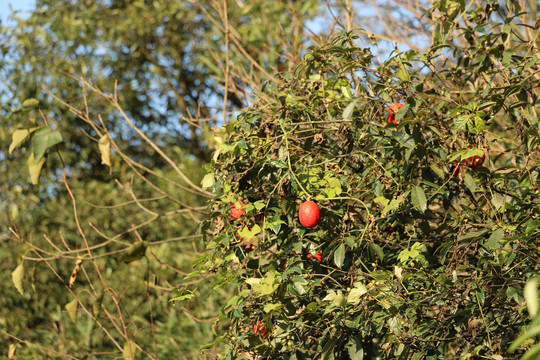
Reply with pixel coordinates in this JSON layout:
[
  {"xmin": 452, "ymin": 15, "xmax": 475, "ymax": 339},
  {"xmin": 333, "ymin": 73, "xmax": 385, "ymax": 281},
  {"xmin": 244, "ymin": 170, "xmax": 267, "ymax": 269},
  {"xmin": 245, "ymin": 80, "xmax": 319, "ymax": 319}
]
[
  {"xmin": 298, "ymin": 201, "xmax": 320, "ymax": 228},
  {"xmin": 230, "ymin": 200, "xmax": 245, "ymax": 220}
]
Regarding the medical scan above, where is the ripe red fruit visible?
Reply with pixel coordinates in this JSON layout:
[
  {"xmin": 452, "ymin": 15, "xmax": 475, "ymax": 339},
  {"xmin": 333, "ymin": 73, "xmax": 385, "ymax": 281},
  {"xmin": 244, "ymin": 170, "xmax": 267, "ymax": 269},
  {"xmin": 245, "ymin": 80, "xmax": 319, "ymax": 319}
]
[
  {"xmin": 298, "ymin": 201, "xmax": 320, "ymax": 228},
  {"xmin": 253, "ymin": 321, "xmax": 267, "ymax": 338},
  {"xmin": 245, "ymin": 241, "xmax": 254, "ymax": 252},
  {"xmin": 386, "ymin": 103, "xmax": 404, "ymax": 125},
  {"xmin": 472, "ymin": 153, "xmax": 486, "ymax": 167},
  {"xmin": 384, "ymin": 226, "xmax": 395, "ymax": 232},
  {"xmin": 230, "ymin": 201, "xmax": 245, "ymax": 220}
]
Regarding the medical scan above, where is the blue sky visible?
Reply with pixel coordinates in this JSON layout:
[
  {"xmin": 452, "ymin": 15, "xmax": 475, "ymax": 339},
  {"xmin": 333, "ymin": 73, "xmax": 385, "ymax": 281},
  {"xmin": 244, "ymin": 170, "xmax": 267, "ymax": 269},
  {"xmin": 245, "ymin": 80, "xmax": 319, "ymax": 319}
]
[{"xmin": 0, "ymin": 0, "xmax": 35, "ymax": 23}]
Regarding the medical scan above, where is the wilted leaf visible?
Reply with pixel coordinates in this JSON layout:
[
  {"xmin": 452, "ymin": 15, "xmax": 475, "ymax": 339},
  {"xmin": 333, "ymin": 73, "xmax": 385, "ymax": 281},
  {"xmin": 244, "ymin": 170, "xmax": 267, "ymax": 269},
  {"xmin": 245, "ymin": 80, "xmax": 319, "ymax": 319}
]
[
  {"xmin": 98, "ymin": 134, "xmax": 111, "ymax": 166},
  {"xmin": 69, "ymin": 258, "xmax": 83, "ymax": 288},
  {"xmin": 12, "ymin": 263, "xmax": 24, "ymax": 295},
  {"xmin": 8, "ymin": 344, "xmax": 17, "ymax": 360}
]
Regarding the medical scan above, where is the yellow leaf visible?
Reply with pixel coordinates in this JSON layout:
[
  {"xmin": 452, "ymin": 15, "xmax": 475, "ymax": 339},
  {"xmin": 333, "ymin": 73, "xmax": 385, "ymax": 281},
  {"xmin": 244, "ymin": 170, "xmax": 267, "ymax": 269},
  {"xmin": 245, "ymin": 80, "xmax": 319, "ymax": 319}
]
[
  {"xmin": 12, "ymin": 263, "xmax": 24, "ymax": 295},
  {"xmin": 65, "ymin": 298, "xmax": 78, "ymax": 325},
  {"xmin": 123, "ymin": 340, "xmax": 137, "ymax": 360},
  {"xmin": 28, "ymin": 152, "xmax": 46, "ymax": 184},
  {"xmin": 98, "ymin": 134, "xmax": 111, "ymax": 166}
]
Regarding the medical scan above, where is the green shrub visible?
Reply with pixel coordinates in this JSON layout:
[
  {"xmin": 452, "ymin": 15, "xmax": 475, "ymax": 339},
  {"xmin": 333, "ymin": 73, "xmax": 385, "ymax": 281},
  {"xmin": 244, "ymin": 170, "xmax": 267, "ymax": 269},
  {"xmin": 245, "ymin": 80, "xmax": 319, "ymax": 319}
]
[{"xmin": 196, "ymin": 4, "xmax": 540, "ymax": 358}]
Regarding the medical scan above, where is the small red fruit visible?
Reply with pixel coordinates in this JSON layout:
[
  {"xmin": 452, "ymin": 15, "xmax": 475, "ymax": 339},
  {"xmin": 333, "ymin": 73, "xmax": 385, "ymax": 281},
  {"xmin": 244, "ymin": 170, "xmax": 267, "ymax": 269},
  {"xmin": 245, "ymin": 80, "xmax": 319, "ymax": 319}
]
[
  {"xmin": 230, "ymin": 201, "xmax": 245, "ymax": 220},
  {"xmin": 298, "ymin": 201, "xmax": 320, "ymax": 228},
  {"xmin": 253, "ymin": 321, "xmax": 267, "ymax": 338},
  {"xmin": 386, "ymin": 102, "xmax": 404, "ymax": 126},
  {"xmin": 472, "ymin": 153, "xmax": 486, "ymax": 168},
  {"xmin": 384, "ymin": 226, "xmax": 395, "ymax": 232},
  {"xmin": 245, "ymin": 241, "xmax": 254, "ymax": 252},
  {"xmin": 307, "ymin": 252, "xmax": 322, "ymax": 261}
]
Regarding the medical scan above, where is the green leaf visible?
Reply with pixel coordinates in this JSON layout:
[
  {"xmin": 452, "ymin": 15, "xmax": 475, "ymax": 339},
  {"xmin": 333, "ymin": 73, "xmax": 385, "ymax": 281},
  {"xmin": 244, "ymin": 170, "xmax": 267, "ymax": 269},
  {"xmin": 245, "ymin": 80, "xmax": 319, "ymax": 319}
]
[
  {"xmin": 484, "ymin": 229, "xmax": 504, "ymax": 249},
  {"xmin": 347, "ymin": 283, "xmax": 367, "ymax": 304},
  {"xmin": 430, "ymin": 164, "xmax": 445, "ymax": 179},
  {"xmin": 12, "ymin": 263, "xmax": 24, "ymax": 295},
  {"xmin": 346, "ymin": 337, "xmax": 364, "ymax": 360},
  {"xmin": 334, "ymin": 243, "xmax": 346, "ymax": 268},
  {"xmin": 474, "ymin": 116, "xmax": 485, "ymax": 133},
  {"xmin": 22, "ymin": 98, "xmax": 40, "ymax": 109},
  {"xmin": 201, "ymin": 173, "xmax": 215, "ymax": 190},
  {"xmin": 245, "ymin": 270, "xmax": 280, "ymax": 296},
  {"xmin": 491, "ymin": 192, "xmax": 506, "ymax": 211},
  {"xmin": 263, "ymin": 303, "xmax": 283, "ymax": 313},
  {"xmin": 8, "ymin": 127, "xmax": 39, "ymax": 154},
  {"xmin": 238, "ymin": 224, "xmax": 261, "ymax": 240},
  {"xmin": 65, "ymin": 298, "xmax": 78, "ymax": 324},
  {"xmin": 32, "ymin": 127, "xmax": 63, "ymax": 162},
  {"xmin": 28, "ymin": 152, "xmax": 46, "ymax": 185},
  {"xmin": 323, "ymin": 290, "xmax": 346, "ymax": 307},
  {"xmin": 464, "ymin": 173, "xmax": 476, "ymax": 193},
  {"xmin": 411, "ymin": 186, "xmax": 427, "ymax": 213},
  {"xmin": 342, "ymin": 100, "xmax": 357, "ymax": 122},
  {"xmin": 119, "ymin": 241, "xmax": 149, "ymax": 263}
]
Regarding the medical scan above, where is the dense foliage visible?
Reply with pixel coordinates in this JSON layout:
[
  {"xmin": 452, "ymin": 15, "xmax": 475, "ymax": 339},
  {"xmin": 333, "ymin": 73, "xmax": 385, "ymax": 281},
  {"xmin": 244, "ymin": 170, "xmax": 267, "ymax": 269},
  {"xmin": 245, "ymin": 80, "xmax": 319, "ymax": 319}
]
[{"xmin": 200, "ymin": 2, "xmax": 540, "ymax": 358}]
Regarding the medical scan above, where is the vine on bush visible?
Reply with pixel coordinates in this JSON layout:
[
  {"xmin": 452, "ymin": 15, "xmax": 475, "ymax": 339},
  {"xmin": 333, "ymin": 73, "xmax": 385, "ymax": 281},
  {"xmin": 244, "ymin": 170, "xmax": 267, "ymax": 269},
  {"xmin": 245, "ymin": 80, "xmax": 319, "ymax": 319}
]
[{"xmin": 181, "ymin": 4, "xmax": 540, "ymax": 358}]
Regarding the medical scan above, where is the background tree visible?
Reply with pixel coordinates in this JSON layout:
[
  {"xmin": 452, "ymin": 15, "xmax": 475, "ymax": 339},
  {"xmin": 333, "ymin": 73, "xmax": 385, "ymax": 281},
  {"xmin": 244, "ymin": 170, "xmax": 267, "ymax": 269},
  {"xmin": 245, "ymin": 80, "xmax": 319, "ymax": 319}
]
[{"xmin": 0, "ymin": 0, "xmax": 320, "ymax": 358}]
